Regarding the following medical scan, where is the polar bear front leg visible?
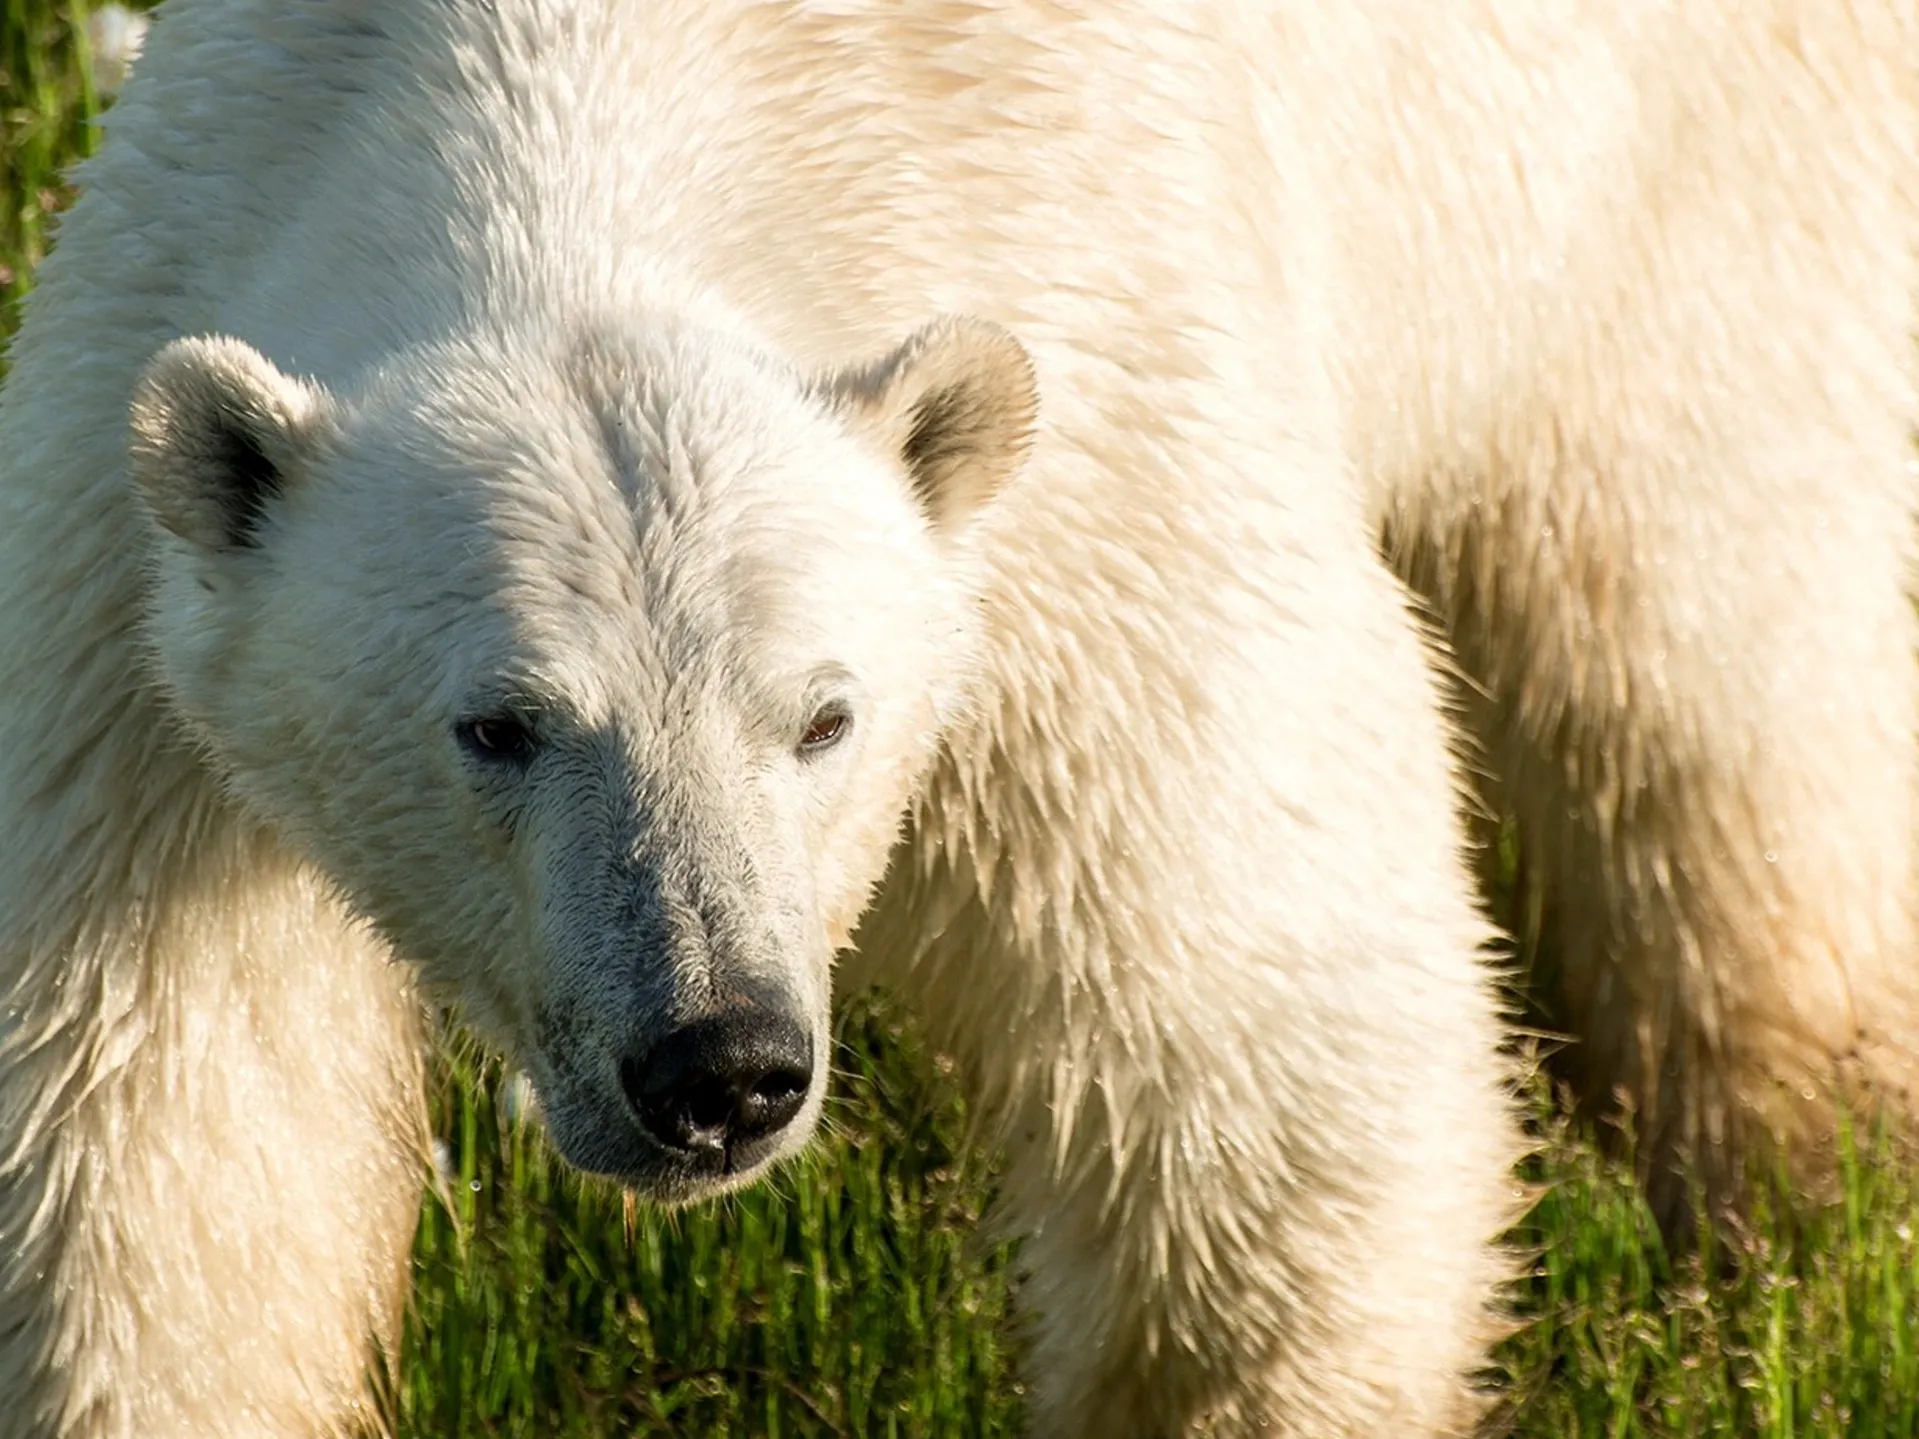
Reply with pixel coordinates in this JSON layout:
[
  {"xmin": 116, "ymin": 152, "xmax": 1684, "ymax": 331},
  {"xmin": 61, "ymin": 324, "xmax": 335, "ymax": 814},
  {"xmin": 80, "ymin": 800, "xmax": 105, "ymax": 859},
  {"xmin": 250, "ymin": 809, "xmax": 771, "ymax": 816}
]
[
  {"xmin": 0, "ymin": 813, "xmax": 427, "ymax": 1439},
  {"xmin": 856, "ymin": 520, "xmax": 1522, "ymax": 1438}
]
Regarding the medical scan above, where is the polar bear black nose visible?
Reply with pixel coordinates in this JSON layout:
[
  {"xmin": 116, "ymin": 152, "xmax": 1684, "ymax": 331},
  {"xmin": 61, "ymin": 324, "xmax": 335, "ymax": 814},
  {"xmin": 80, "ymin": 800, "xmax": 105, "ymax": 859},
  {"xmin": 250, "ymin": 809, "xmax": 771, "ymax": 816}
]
[{"xmin": 622, "ymin": 1012, "xmax": 813, "ymax": 1159}]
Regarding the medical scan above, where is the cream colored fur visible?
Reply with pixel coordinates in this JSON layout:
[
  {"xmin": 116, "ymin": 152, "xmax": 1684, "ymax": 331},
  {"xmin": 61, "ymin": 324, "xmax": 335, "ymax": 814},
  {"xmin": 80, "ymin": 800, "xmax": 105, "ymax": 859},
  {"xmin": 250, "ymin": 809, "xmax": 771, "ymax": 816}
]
[{"xmin": 0, "ymin": 2, "xmax": 1911, "ymax": 1437}]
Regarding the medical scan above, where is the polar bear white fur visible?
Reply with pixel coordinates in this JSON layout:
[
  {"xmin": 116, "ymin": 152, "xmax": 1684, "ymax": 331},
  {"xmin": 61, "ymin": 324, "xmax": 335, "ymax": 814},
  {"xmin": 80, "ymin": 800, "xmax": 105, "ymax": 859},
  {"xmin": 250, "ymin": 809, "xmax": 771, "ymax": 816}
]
[{"xmin": 0, "ymin": 2, "xmax": 1914, "ymax": 1436}]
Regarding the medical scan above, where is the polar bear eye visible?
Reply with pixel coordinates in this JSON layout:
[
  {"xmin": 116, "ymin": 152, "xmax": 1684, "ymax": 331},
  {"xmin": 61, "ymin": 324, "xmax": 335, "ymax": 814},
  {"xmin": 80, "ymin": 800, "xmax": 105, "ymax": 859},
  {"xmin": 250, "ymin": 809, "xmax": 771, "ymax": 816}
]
[
  {"xmin": 457, "ymin": 715, "xmax": 538, "ymax": 765},
  {"xmin": 797, "ymin": 705, "xmax": 851, "ymax": 757}
]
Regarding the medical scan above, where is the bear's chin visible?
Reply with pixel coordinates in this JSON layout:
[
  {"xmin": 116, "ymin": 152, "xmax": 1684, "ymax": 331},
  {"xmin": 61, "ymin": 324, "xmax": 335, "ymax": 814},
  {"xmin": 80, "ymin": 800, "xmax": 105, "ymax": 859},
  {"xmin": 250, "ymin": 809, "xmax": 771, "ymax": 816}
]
[{"xmin": 532, "ymin": 1075, "xmax": 809, "ymax": 1204}]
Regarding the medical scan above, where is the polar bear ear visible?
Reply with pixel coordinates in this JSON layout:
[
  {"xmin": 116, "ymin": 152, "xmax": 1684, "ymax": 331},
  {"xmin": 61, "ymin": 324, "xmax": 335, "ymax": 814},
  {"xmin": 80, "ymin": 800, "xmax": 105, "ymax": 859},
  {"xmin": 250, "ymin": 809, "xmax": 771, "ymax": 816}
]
[
  {"xmin": 816, "ymin": 317, "xmax": 1038, "ymax": 532},
  {"xmin": 129, "ymin": 336, "xmax": 338, "ymax": 553}
]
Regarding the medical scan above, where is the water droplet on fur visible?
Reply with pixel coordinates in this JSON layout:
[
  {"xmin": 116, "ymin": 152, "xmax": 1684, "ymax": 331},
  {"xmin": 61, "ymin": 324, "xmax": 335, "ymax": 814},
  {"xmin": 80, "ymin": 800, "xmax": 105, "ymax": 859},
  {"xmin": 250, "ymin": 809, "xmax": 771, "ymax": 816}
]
[
  {"xmin": 502, "ymin": 1070, "xmax": 538, "ymax": 1123},
  {"xmin": 87, "ymin": 4, "xmax": 148, "ymax": 96},
  {"xmin": 1763, "ymin": 851, "xmax": 1778, "ymax": 864}
]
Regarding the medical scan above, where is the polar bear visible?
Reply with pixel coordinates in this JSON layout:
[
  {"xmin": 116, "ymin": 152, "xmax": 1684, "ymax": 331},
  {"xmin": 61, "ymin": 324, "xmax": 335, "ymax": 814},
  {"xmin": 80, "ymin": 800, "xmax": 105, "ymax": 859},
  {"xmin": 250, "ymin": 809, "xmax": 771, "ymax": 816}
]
[{"xmin": 1, "ymin": 1, "xmax": 1914, "ymax": 1436}]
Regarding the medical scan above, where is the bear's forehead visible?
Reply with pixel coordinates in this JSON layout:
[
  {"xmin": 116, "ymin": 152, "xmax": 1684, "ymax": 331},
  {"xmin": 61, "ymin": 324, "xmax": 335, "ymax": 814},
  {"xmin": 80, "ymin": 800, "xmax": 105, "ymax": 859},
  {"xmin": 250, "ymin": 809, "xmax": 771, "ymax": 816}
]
[
  {"xmin": 341, "ymin": 325, "xmax": 907, "ymax": 545},
  {"xmin": 308, "ymin": 333, "xmax": 935, "ymax": 716}
]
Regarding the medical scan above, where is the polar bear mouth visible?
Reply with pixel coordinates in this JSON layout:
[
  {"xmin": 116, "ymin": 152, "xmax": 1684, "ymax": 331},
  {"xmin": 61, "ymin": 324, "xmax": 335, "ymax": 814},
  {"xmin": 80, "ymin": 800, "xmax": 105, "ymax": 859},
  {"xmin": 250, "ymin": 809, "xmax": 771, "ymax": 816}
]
[
  {"xmin": 534, "ymin": 1068, "xmax": 815, "ymax": 1200},
  {"xmin": 526, "ymin": 1013, "xmax": 822, "ymax": 1200}
]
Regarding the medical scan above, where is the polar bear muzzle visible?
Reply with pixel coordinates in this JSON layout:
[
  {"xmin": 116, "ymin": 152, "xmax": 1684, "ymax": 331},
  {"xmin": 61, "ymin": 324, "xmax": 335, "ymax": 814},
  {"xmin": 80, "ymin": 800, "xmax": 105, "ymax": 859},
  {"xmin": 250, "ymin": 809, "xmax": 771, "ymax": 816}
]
[{"xmin": 620, "ymin": 1006, "xmax": 813, "ymax": 1167}]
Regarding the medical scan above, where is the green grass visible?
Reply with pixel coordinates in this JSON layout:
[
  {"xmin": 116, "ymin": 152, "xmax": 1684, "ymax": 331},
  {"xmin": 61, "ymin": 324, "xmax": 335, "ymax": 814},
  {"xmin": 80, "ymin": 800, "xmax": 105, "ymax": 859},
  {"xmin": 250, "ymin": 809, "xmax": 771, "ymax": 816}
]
[
  {"xmin": 0, "ymin": 0, "xmax": 96, "ymax": 314},
  {"xmin": 7, "ymin": 6, "xmax": 1919, "ymax": 1435},
  {"xmin": 395, "ymin": 1002, "xmax": 1025, "ymax": 1439}
]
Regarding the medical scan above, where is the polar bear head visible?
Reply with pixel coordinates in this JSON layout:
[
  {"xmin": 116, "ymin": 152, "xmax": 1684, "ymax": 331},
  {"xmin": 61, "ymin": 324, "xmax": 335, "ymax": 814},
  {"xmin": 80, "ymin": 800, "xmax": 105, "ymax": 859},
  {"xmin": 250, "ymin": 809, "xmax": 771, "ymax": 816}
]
[{"xmin": 127, "ymin": 316, "xmax": 1035, "ymax": 1199}]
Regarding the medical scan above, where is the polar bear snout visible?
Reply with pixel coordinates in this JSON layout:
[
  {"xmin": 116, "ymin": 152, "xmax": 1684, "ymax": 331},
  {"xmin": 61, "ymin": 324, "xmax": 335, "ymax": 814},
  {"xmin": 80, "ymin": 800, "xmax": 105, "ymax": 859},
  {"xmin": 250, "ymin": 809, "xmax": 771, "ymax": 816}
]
[
  {"xmin": 621, "ymin": 1010, "xmax": 813, "ymax": 1168},
  {"xmin": 529, "ymin": 981, "xmax": 825, "ymax": 1197}
]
